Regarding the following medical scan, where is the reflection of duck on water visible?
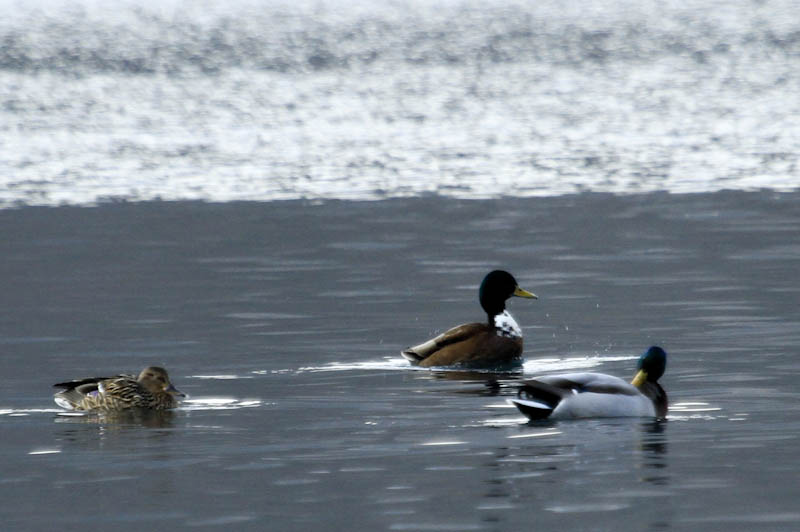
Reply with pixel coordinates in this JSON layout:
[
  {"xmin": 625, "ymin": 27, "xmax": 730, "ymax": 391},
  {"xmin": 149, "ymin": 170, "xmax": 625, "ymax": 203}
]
[
  {"xmin": 54, "ymin": 408, "xmax": 176, "ymax": 429},
  {"xmin": 402, "ymin": 270, "xmax": 537, "ymax": 369},
  {"xmin": 53, "ymin": 367, "xmax": 185, "ymax": 411},
  {"xmin": 511, "ymin": 346, "xmax": 668, "ymax": 420}
]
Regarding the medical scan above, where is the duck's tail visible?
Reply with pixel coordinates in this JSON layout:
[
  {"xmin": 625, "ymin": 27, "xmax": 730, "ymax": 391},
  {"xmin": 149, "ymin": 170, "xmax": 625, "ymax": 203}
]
[
  {"xmin": 509, "ymin": 398, "xmax": 553, "ymax": 420},
  {"xmin": 509, "ymin": 381, "xmax": 564, "ymax": 420},
  {"xmin": 53, "ymin": 389, "xmax": 83, "ymax": 410},
  {"xmin": 52, "ymin": 378, "xmax": 103, "ymax": 410},
  {"xmin": 400, "ymin": 338, "xmax": 439, "ymax": 364}
]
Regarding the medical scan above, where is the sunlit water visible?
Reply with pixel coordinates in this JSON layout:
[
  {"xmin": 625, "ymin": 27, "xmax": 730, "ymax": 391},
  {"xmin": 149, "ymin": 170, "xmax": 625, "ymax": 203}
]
[
  {"xmin": 2, "ymin": 0, "xmax": 800, "ymax": 530},
  {"xmin": 1, "ymin": 0, "xmax": 799, "ymax": 207}
]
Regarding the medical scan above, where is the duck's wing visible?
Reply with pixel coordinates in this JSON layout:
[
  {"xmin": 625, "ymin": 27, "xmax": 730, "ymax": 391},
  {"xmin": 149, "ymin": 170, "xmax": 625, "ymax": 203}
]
[
  {"xmin": 99, "ymin": 376, "xmax": 156, "ymax": 408},
  {"xmin": 534, "ymin": 372, "xmax": 640, "ymax": 396},
  {"xmin": 511, "ymin": 373, "xmax": 642, "ymax": 420},
  {"xmin": 401, "ymin": 323, "xmax": 489, "ymax": 364},
  {"xmin": 53, "ymin": 374, "xmax": 140, "ymax": 410},
  {"xmin": 53, "ymin": 375, "xmax": 120, "ymax": 391},
  {"xmin": 53, "ymin": 375, "xmax": 125, "ymax": 409}
]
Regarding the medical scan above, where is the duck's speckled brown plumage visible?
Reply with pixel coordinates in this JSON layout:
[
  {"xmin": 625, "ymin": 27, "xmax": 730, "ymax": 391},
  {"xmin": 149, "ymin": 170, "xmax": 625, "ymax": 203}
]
[{"xmin": 53, "ymin": 367, "xmax": 184, "ymax": 411}]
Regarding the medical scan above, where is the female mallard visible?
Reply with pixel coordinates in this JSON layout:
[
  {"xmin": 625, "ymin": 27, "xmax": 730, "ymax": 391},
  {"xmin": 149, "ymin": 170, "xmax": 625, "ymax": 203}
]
[
  {"xmin": 401, "ymin": 270, "xmax": 537, "ymax": 368},
  {"xmin": 510, "ymin": 346, "xmax": 668, "ymax": 420},
  {"xmin": 53, "ymin": 366, "xmax": 185, "ymax": 411}
]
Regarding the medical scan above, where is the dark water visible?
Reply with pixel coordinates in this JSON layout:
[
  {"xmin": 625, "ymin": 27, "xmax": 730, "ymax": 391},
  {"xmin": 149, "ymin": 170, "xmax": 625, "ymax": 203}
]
[{"xmin": 2, "ymin": 192, "xmax": 800, "ymax": 530}]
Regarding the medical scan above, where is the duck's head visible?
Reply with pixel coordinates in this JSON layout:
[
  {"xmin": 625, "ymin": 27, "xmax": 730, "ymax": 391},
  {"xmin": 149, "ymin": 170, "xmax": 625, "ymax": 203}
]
[
  {"xmin": 631, "ymin": 346, "xmax": 667, "ymax": 387},
  {"xmin": 138, "ymin": 366, "xmax": 186, "ymax": 397},
  {"xmin": 479, "ymin": 270, "xmax": 537, "ymax": 319}
]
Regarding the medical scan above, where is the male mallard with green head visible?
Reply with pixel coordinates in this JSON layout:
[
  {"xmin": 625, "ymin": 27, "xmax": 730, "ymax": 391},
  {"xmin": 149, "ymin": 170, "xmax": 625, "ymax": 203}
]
[
  {"xmin": 53, "ymin": 366, "xmax": 185, "ymax": 411},
  {"xmin": 510, "ymin": 346, "xmax": 668, "ymax": 420},
  {"xmin": 402, "ymin": 270, "xmax": 537, "ymax": 368}
]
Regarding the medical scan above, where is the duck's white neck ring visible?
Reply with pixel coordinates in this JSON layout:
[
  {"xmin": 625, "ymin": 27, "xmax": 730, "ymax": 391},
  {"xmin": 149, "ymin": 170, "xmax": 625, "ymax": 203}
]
[{"xmin": 493, "ymin": 310, "xmax": 522, "ymax": 339}]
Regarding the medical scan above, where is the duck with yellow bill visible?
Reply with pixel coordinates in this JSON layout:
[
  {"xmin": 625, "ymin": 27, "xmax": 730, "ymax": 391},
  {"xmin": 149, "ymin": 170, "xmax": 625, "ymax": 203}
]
[
  {"xmin": 510, "ymin": 346, "xmax": 668, "ymax": 420},
  {"xmin": 402, "ymin": 270, "xmax": 537, "ymax": 369}
]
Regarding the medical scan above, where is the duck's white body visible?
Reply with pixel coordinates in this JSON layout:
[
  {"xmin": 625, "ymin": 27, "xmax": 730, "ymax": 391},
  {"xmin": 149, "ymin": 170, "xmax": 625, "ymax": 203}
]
[{"xmin": 510, "ymin": 372, "xmax": 658, "ymax": 420}]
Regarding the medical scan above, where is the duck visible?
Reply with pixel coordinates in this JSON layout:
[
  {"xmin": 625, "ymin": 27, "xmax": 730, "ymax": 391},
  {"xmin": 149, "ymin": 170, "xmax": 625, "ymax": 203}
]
[
  {"xmin": 53, "ymin": 366, "xmax": 185, "ymax": 411},
  {"xmin": 401, "ymin": 270, "xmax": 537, "ymax": 368},
  {"xmin": 510, "ymin": 346, "xmax": 668, "ymax": 420}
]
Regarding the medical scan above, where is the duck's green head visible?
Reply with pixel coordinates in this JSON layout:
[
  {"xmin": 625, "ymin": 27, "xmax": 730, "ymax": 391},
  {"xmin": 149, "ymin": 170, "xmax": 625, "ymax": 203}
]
[
  {"xmin": 631, "ymin": 346, "xmax": 667, "ymax": 387},
  {"xmin": 479, "ymin": 270, "xmax": 537, "ymax": 318}
]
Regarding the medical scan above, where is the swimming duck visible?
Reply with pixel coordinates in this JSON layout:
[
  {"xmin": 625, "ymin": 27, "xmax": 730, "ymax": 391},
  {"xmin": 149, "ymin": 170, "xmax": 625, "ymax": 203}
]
[
  {"xmin": 53, "ymin": 366, "xmax": 185, "ymax": 411},
  {"xmin": 401, "ymin": 270, "xmax": 537, "ymax": 368},
  {"xmin": 510, "ymin": 346, "xmax": 668, "ymax": 420}
]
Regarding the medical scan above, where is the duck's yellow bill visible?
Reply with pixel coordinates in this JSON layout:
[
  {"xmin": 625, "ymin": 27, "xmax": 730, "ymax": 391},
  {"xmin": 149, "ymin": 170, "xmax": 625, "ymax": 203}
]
[
  {"xmin": 513, "ymin": 286, "xmax": 538, "ymax": 299},
  {"xmin": 631, "ymin": 369, "xmax": 648, "ymax": 388}
]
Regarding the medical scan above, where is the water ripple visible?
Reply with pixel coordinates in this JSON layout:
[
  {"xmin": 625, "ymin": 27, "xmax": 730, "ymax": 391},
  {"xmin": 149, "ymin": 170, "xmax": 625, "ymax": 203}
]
[{"xmin": 181, "ymin": 398, "xmax": 265, "ymax": 410}]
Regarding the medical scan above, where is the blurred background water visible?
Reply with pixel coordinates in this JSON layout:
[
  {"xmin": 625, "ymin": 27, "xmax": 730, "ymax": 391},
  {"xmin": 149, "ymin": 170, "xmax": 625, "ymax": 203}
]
[
  {"xmin": 1, "ymin": 1, "xmax": 800, "ymax": 531},
  {"xmin": 1, "ymin": 0, "xmax": 799, "ymax": 205}
]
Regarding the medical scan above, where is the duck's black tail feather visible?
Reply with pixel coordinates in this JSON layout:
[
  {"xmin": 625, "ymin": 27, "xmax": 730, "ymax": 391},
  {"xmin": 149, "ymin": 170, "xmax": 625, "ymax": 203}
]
[
  {"xmin": 518, "ymin": 381, "xmax": 563, "ymax": 405},
  {"xmin": 510, "ymin": 380, "xmax": 565, "ymax": 420},
  {"xmin": 53, "ymin": 376, "xmax": 107, "ymax": 390}
]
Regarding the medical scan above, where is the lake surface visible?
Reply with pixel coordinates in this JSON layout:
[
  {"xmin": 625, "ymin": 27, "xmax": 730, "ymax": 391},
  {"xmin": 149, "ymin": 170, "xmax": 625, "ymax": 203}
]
[
  {"xmin": 2, "ymin": 0, "xmax": 800, "ymax": 530},
  {"xmin": 2, "ymin": 193, "xmax": 800, "ymax": 531},
  {"xmin": 1, "ymin": 0, "xmax": 799, "ymax": 205}
]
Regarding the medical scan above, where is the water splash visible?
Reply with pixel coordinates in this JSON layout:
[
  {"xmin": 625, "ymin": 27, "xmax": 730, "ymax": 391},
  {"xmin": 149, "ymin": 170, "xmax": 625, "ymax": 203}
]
[
  {"xmin": 298, "ymin": 357, "xmax": 413, "ymax": 373},
  {"xmin": 0, "ymin": 408, "xmax": 64, "ymax": 416},
  {"xmin": 299, "ymin": 354, "xmax": 639, "ymax": 375},
  {"xmin": 181, "ymin": 397, "xmax": 265, "ymax": 410},
  {"xmin": 522, "ymin": 355, "xmax": 639, "ymax": 374}
]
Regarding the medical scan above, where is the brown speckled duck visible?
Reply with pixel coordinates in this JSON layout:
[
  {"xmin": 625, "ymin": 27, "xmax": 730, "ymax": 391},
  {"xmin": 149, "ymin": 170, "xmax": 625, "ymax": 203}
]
[
  {"xmin": 53, "ymin": 366, "xmax": 185, "ymax": 411},
  {"xmin": 401, "ymin": 270, "xmax": 537, "ymax": 368}
]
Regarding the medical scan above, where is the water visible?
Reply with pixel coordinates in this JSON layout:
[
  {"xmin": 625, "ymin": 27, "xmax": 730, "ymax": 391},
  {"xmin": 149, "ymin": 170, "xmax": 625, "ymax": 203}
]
[
  {"xmin": 2, "ymin": 1, "xmax": 800, "ymax": 530},
  {"xmin": 2, "ymin": 194, "xmax": 800, "ymax": 530},
  {"xmin": 1, "ymin": 0, "xmax": 799, "ymax": 205}
]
